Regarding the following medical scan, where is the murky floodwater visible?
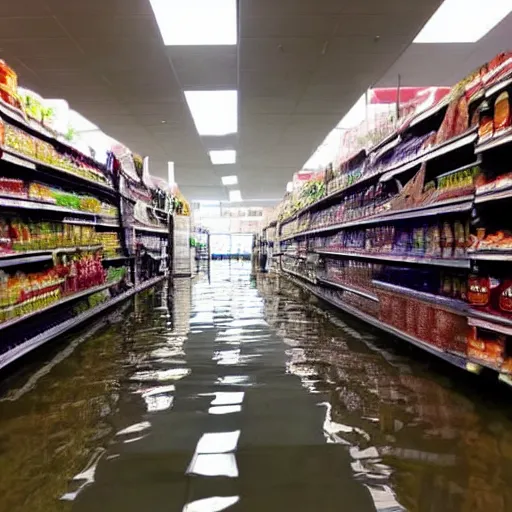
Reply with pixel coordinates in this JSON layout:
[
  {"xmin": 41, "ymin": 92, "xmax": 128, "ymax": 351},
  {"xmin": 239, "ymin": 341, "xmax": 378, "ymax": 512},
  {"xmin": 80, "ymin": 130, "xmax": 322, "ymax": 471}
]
[{"xmin": 0, "ymin": 261, "xmax": 512, "ymax": 511}]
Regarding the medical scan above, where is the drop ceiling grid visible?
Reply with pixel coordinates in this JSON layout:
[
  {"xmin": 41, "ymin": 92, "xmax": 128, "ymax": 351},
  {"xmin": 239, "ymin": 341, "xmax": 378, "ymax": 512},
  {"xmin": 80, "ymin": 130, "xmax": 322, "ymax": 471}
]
[{"xmin": 0, "ymin": 0, "xmax": 443, "ymax": 201}]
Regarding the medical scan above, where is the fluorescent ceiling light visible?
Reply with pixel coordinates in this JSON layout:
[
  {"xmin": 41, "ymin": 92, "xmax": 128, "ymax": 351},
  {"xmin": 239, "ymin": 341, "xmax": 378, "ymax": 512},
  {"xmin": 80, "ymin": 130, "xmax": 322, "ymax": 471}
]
[
  {"xmin": 210, "ymin": 150, "xmax": 236, "ymax": 165},
  {"xmin": 221, "ymin": 175, "xmax": 238, "ymax": 185},
  {"xmin": 414, "ymin": 0, "xmax": 512, "ymax": 43},
  {"xmin": 185, "ymin": 90, "xmax": 238, "ymax": 136},
  {"xmin": 229, "ymin": 190, "xmax": 242, "ymax": 202},
  {"xmin": 149, "ymin": 0, "xmax": 237, "ymax": 46}
]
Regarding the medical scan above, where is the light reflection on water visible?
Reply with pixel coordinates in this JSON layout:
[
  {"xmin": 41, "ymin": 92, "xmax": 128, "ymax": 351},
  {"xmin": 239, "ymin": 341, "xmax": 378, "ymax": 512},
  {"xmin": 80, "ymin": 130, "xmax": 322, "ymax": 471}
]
[{"xmin": 0, "ymin": 264, "xmax": 511, "ymax": 511}]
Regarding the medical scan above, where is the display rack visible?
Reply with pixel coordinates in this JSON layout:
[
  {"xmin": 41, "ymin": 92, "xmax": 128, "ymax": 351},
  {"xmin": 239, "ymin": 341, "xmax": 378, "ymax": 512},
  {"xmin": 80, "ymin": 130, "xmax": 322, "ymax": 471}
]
[
  {"xmin": 266, "ymin": 52, "xmax": 512, "ymax": 386},
  {"xmin": 0, "ymin": 59, "xmax": 191, "ymax": 371}
]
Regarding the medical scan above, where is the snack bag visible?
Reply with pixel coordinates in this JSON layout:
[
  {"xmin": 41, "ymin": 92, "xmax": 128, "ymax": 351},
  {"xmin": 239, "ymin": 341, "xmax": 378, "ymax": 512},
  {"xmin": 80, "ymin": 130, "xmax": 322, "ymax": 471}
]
[{"xmin": 494, "ymin": 92, "xmax": 511, "ymax": 136}]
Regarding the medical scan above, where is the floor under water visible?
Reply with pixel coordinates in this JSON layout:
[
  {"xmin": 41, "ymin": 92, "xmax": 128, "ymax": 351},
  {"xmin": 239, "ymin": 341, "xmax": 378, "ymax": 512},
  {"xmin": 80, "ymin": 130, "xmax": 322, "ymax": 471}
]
[{"xmin": 0, "ymin": 261, "xmax": 511, "ymax": 512}]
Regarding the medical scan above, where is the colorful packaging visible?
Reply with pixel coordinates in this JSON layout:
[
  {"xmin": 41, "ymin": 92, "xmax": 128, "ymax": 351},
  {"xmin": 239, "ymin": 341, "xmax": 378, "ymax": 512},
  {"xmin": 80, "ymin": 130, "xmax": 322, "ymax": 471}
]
[
  {"xmin": 441, "ymin": 222, "xmax": 454, "ymax": 259},
  {"xmin": 478, "ymin": 100, "xmax": 494, "ymax": 140},
  {"xmin": 499, "ymin": 280, "xmax": 512, "ymax": 313},
  {"xmin": 494, "ymin": 91, "xmax": 511, "ymax": 135},
  {"xmin": 426, "ymin": 224, "xmax": 442, "ymax": 258},
  {"xmin": 453, "ymin": 221, "xmax": 466, "ymax": 258},
  {"xmin": 468, "ymin": 276, "xmax": 496, "ymax": 306}
]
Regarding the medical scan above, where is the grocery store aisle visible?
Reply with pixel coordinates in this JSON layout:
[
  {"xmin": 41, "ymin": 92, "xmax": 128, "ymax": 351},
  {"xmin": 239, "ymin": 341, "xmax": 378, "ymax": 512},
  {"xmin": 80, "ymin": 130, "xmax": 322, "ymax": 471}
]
[{"xmin": 1, "ymin": 262, "xmax": 512, "ymax": 511}]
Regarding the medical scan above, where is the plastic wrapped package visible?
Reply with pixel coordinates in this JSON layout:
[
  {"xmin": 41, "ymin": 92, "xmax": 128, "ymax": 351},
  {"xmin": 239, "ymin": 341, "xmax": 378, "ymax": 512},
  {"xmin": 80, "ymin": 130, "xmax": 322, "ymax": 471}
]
[
  {"xmin": 416, "ymin": 302, "xmax": 435, "ymax": 344},
  {"xmin": 405, "ymin": 298, "xmax": 418, "ymax": 337},
  {"xmin": 0, "ymin": 60, "xmax": 18, "ymax": 107}
]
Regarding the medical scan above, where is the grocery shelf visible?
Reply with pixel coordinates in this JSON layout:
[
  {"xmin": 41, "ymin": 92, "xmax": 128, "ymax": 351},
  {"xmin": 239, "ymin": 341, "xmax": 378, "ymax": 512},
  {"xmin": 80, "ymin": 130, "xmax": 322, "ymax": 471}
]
[
  {"xmin": 367, "ymin": 132, "xmax": 399, "ymax": 157},
  {"xmin": 283, "ymin": 271, "xmax": 470, "ymax": 371},
  {"xmin": 468, "ymin": 308, "xmax": 512, "ymax": 329},
  {"xmin": 475, "ymin": 129, "xmax": 512, "ymax": 154},
  {"xmin": 280, "ymin": 196, "xmax": 474, "ymax": 241},
  {"xmin": 317, "ymin": 277, "xmax": 378, "ymax": 302},
  {"xmin": 1, "ymin": 151, "xmax": 36, "ymax": 170},
  {"xmin": 281, "ymin": 267, "xmax": 316, "ymax": 285},
  {"xmin": 475, "ymin": 186, "xmax": 512, "ymax": 204},
  {"xmin": 381, "ymin": 129, "xmax": 478, "ymax": 182},
  {"xmin": 485, "ymin": 75, "xmax": 512, "ymax": 98},
  {"xmin": 280, "ymin": 131, "xmax": 477, "ymax": 229},
  {"xmin": 62, "ymin": 218, "xmax": 120, "ymax": 228},
  {"xmin": 468, "ymin": 250, "xmax": 512, "ymax": 261},
  {"xmin": 372, "ymin": 280, "xmax": 467, "ymax": 314},
  {"xmin": 0, "ymin": 252, "xmax": 53, "ymax": 268},
  {"xmin": 0, "ymin": 275, "xmax": 165, "ymax": 371},
  {"xmin": 0, "ymin": 147, "xmax": 115, "ymax": 194},
  {"xmin": 0, "ymin": 98, "xmax": 107, "ymax": 171},
  {"xmin": 468, "ymin": 316, "xmax": 512, "ymax": 337},
  {"xmin": 133, "ymin": 225, "xmax": 168, "ymax": 235},
  {"xmin": 53, "ymin": 245, "xmax": 103, "ymax": 254},
  {"xmin": 280, "ymin": 171, "xmax": 382, "ymax": 226},
  {"xmin": 409, "ymin": 98, "xmax": 450, "ymax": 128},
  {"xmin": 315, "ymin": 250, "xmax": 471, "ymax": 268},
  {"xmin": 282, "ymin": 252, "xmax": 307, "ymax": 260},
  {"xmin": 0, "ymin": 195, "xmax": 119, "ymax": 221},
  {"xmin": 0, "ymin": 245, "xmax": 104, "ymax": 268},
  {"xmin": 102, "ymin": 255, "xmax": 132, "ymax": 262},
  {"xmin": 0, "ymin": 279, "xmax": 123, "ymax": 333}
]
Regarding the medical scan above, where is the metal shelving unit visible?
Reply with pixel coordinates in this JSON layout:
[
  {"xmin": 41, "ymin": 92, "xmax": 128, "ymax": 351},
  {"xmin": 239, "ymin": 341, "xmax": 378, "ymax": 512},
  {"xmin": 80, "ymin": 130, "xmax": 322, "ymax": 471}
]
[{"xmin": 0, "ymin": 275, "xmax": 164, "ymax": 371}]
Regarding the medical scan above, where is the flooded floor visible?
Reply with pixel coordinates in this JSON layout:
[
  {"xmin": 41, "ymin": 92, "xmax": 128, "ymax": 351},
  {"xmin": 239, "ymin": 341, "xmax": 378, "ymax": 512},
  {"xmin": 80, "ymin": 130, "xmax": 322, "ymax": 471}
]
[{"xmin": 0, "ymin": 261, "xmax": 512, "ymax": 511}]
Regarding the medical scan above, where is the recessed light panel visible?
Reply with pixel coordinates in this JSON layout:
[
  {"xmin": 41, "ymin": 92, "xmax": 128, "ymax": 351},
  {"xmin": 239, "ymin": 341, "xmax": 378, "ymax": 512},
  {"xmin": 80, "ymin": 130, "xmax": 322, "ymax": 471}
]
[
  {"xmin": 221, "ymin": 175, "xmax": 238, "ymax": 185},
  {"xmin": 210, "ymin": 150, "xmax": 236, "ymax": 165},
  {"xmin": 185, "ymin": 90, "xmax": 238, "ymax": 136},
  {"xmin": 149, "ymin": 0, "xmax": 237, "ymax": 46},
  {"xmin": 229, "ymin": 190, "xmax": 242, "ymax": 202},
  {"xmin": 414, "ymin": 0, "xmax": 512, "ymax": 43}
]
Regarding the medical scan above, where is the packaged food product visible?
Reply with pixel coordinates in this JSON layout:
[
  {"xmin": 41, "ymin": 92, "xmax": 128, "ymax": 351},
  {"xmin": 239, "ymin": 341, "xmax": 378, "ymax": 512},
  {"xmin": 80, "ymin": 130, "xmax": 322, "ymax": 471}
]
[
  {"xmin": 452, "ymin": 95, "xmax": 469, "ymax": 137},
  {"xmin": 3, "ymin": 124, "xmax": 36, "ymax": 157},
  {"xmin": 28, "ymin": 182, "xmax": 55, "ymax": 203},
  {"xmin": 494, "ymin": 91, "xmax": 511, "ymax": 135},
  {"xmin": 412, "ymin": 226, "xmax": 425, "ymax": 256},
  {"xmin": 0, "ymin": 178, "xmax": 26, "ymax": 198},
  {"xmin": 468, "ymin": 276, "xmax": 499, "ymax": 306},
  {"xmin": 467, "ymin": 328, "xmax": 505, "ymax": 366},
  {"xmin": 499, "ymin": 280, "xmax": 512, "ymax": 313},
  {"xmin": 436, "ymin": 99, "xmax": 458, "ymax": 144},
  {"xmin": 478, "ymin": 100, "xmax": 494, "ymax": 140},
  {"xmin": 0, "ymin": 60, "xmax": 18, "ymax": 107},
  {"xmin": 426, "ymin": 224, "xmax": 442, "ymax": 258},
  {"xmin": 441, "ymin": 222, "xmax": 454, "ymax": 259},
  {"xmin": 453, "ymin": 221, "xmax": 466, "ymax": 258}
]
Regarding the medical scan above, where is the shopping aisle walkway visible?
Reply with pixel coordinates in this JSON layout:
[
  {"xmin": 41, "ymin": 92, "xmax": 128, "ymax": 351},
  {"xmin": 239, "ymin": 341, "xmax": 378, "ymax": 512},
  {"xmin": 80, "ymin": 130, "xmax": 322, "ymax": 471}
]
[{"xmin": 0, "ymin": 261, "xmax": 512, "ymax": 511}]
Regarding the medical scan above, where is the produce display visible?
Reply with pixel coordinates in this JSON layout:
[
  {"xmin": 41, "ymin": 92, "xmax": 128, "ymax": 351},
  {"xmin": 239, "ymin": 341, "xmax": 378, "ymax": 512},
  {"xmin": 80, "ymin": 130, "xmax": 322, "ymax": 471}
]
[{"xmin": 270, "ymin": 50, "xmax": 512, "ymax": 386}]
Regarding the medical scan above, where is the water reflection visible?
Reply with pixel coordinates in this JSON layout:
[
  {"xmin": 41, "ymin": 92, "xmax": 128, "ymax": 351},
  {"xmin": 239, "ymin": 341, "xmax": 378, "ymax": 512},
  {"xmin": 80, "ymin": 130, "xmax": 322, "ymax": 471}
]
[
  {"xmin": 262, "ymin": 273, "xmax": 512, "ymax": 512},
  {"xmin": 0, "ymin": 265, "xmax": 512, "ymax": 511}
]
